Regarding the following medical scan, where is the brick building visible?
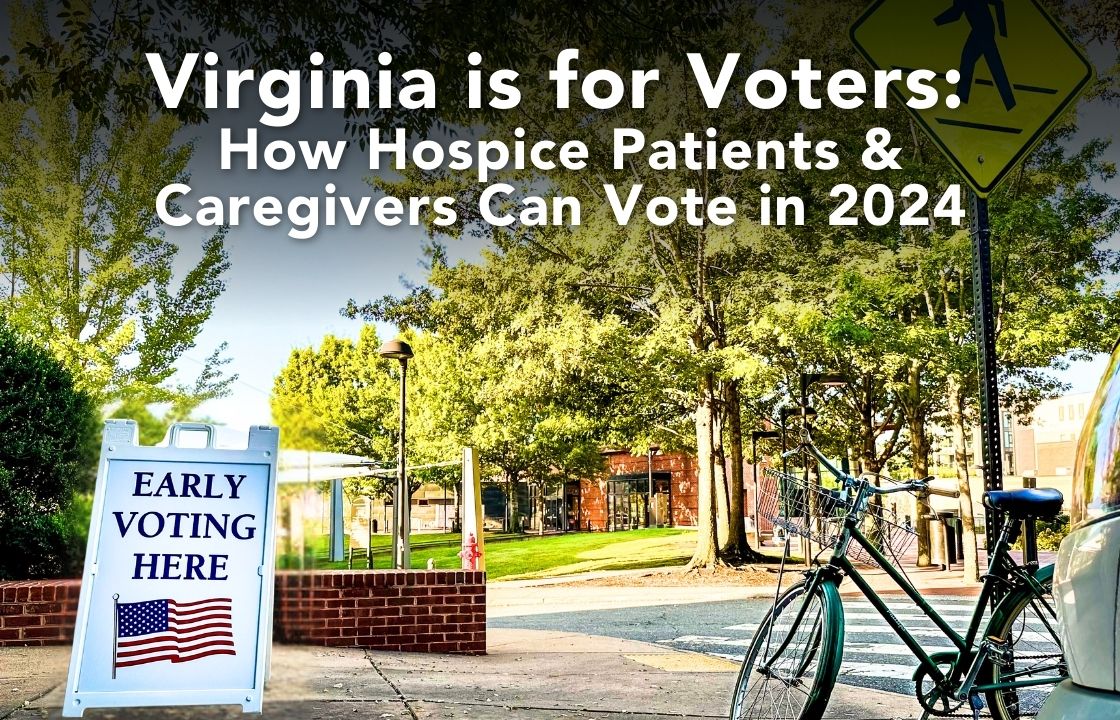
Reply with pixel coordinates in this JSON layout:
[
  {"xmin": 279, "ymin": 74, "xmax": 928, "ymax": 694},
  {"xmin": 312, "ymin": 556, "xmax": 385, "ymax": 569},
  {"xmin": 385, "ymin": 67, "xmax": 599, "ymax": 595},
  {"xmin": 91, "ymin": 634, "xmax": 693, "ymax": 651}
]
[{"xmin": 561, "ymin": 450, "xmax": 701, "ymax": 531}]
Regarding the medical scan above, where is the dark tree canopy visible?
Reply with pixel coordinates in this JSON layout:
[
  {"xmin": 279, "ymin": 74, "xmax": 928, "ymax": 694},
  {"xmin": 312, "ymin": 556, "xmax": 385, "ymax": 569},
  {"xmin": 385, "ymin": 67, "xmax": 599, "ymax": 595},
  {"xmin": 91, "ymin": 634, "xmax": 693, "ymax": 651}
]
[
  {"xmin": 0, "ymin": 323, "xmax": 99, "ymax": 579},
  {"xmin": 5, "ymin": 0, "xmax": 731, "ymax": 134}
]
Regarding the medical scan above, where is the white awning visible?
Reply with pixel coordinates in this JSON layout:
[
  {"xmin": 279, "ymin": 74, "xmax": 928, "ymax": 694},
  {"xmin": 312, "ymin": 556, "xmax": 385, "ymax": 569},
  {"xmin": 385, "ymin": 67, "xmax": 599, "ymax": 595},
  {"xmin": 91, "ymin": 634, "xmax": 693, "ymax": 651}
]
[{"xmin": 276, "ymin": 449, "xmax": 388, "ymax": 484}]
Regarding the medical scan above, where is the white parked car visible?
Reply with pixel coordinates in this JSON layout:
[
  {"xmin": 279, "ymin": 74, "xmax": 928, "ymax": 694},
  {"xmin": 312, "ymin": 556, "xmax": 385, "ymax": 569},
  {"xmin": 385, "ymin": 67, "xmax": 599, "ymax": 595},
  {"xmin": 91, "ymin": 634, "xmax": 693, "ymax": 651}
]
[{"xmin": 1041, "ymin": 345, "xmax": 1120, "ymax": 718}]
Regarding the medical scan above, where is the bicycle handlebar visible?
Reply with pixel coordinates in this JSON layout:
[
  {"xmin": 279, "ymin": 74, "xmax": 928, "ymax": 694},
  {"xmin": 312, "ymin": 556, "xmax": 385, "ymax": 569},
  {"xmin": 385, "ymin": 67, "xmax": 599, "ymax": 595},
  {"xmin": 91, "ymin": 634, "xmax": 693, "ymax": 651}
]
[
  {"xmin": 786, "ymin": 433, "xmax": 961, "ymax": 499},
  {"xmin": 923, "ymin": 484, "xmax": 961, "ymax": 499}
]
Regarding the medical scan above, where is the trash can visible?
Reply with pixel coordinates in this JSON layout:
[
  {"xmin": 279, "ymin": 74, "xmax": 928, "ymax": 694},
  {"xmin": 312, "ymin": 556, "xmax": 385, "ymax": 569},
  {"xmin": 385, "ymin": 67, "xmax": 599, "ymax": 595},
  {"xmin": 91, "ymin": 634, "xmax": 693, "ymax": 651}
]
[
  {"xmin": 939, "ymin": 511, "xmax": 961, "ymax": 564},
  {"xmin": 927, "ymin": 511, "xmax": 959, "ymax": 571}
]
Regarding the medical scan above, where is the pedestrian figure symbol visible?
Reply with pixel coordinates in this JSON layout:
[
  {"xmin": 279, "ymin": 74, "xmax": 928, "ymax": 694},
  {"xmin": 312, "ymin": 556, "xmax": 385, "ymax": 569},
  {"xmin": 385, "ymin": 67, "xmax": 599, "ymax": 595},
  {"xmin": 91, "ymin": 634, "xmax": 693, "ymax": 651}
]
[
  {"xmin": 935, "ymin": 0, "xmax": 1016, "ymax": 110},
  {"xmin": 851, "ymin": 0, "xmax": 1094, "ymax": 195}
]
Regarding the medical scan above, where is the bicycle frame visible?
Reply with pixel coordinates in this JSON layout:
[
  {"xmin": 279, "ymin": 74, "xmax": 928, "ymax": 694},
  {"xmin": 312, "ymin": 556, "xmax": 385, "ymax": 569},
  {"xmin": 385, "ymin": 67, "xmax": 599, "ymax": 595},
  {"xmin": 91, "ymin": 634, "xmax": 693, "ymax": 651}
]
[{"xmin": 761, "ymin": 457, "xmax": 1062, "ymax": 697}]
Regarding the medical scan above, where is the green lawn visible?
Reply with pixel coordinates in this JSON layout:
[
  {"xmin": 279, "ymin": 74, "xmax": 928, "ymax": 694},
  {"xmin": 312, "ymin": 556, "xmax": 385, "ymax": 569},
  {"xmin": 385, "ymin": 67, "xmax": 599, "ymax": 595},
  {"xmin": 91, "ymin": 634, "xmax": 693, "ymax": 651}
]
[
  {"xmin": 277, "ymin": 531, "xmax": 513, "ymax": 568},
  {"xmin": 284, "ymin": 528, "xmax": 695, "ymax": 580}
]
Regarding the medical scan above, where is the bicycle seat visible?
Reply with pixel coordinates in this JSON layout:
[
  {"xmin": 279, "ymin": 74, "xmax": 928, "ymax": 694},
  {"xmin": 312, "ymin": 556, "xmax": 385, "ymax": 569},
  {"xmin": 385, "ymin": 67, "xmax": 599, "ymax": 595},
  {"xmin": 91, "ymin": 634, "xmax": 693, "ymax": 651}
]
[{"xmin": 983, "ymin": 488, "xmax": 1064, "ymax": 519}]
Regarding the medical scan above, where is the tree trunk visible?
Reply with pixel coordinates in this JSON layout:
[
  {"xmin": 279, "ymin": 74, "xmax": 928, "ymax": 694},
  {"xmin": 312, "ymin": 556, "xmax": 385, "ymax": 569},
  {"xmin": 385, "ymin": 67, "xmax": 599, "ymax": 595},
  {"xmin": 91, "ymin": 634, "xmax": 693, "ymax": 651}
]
[
  {"xmin": 713, "ymin": 395, "xmax": 731, "ymax": 552},
  {"xmin": 687, "ymin": 374, "xmax": 719, "ymax": 569},
  {"xmin": 508, "ymin": 476, "xmax": 521, "ymax": 533},
  {"xmin": 536, "ymin": 484, "xmax": 545, "ymax": 536},
  {"xmin": 504, "ymin": 478, "xmax": 512, "ymax": 532},
  {"xmin": 912, "ymin": 424, "xmax": 932, "ymax": 567},
  {"xmin": 948, "ymin": 376, "xmax": 981, "ymax": 583},
  {"xmin": 723, "ymin": 381, "xmax": 763, "ymax": 562},
  {"xmin": 902, "ymin": 362, "xmax": 933, "ymax": 567}
]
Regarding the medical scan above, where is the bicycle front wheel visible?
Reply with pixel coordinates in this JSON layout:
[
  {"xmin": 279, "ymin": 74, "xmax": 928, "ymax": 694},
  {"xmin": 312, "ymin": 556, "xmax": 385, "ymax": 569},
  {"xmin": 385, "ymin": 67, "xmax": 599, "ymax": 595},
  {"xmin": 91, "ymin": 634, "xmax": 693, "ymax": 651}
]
[
  {"xmin": 729, "ymin": 577, "xmax": 844, "ymax": 720},
  {"xmin": 984, "ymin": 565, "xmax": 1065, "ymax": 720}
]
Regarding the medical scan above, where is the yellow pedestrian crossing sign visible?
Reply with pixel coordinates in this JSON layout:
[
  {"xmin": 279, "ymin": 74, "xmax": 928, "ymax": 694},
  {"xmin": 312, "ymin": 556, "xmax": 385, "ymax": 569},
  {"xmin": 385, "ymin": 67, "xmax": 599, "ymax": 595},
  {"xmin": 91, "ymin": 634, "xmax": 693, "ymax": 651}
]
[{"xmin": 851, "ymin": 0, "xmax": 1093, "ymax": 196}]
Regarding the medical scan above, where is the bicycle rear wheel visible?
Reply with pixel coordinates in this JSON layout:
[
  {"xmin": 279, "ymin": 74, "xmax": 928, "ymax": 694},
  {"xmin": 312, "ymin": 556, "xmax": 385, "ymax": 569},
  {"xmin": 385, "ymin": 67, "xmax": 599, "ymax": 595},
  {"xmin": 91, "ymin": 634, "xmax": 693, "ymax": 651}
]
[
  {"xmin": 984, "ymin": 566, "xmax": 1064, "ymax": 720},
  {"xmin": 729, "ymin": 577, "xmax": 844, "ymax": 720}
]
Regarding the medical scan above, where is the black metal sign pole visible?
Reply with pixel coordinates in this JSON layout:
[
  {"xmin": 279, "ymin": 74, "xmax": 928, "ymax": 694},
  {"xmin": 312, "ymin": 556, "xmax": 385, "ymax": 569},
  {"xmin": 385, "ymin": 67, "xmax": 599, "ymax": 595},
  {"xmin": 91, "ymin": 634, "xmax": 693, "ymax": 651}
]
[{"xmin": 970, "ymin": 190, "xmax": 1004, "ymax": 555}]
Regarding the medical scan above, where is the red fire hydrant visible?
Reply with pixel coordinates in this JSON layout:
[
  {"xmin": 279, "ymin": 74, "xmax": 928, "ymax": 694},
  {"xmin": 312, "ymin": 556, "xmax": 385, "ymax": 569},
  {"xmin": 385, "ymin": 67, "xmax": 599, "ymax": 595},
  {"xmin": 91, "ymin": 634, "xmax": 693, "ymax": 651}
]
[{"xmin": 459, "ymin": 532, "xmax": 483, "ymax": 570}]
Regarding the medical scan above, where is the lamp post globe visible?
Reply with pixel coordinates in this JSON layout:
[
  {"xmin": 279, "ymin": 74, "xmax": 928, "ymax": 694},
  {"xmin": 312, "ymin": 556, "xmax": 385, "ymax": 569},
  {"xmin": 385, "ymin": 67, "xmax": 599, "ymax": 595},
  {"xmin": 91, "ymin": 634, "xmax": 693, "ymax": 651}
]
[{"xmin": 378, "ymin": 339, "xmax": 414, "ymax": 361}]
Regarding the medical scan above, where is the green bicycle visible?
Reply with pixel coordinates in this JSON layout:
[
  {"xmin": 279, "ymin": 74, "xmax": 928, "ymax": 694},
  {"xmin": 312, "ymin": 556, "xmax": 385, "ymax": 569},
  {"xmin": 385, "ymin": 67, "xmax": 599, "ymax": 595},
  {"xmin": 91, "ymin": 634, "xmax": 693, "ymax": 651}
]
[{"xmin": 730, "ymin": 431, "xmax": 1065, "ymax": 720}]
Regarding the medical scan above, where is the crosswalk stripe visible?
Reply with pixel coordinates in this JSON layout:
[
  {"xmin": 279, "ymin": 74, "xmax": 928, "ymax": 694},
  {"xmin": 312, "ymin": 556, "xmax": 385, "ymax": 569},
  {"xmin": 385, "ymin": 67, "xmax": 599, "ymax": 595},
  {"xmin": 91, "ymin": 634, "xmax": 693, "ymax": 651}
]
[
  {"xmin": 709, "ymin": 654, "xmax": 921, "ymax": 680},
  {"xmin": 666, "ymin": 594, "xmax": 1060, "ymax": 698},
  {"xmin": 841, "ymin": 611, "xmax": 972, "ymax": 621},
  {"xmin": 721, "ymin": 623, "xmax": 961, "ymax": 637},
  {"xmin": 717, "ymin": 623, "xmax": 1055, "ymax": 641},
  {"xmin": 842, "ymin": 600, "xmax": 980, "ymax": 613},
  {"xmin": 846, "ymin": 642, "xmax": 951, "ymax": 656},
  {"xmin": 838, "ymin": 661, "xmax": 918, "ymax": 680},
  {"xmin": 667, "ymin": 636, "xmax": 954, "ymax": 656}
]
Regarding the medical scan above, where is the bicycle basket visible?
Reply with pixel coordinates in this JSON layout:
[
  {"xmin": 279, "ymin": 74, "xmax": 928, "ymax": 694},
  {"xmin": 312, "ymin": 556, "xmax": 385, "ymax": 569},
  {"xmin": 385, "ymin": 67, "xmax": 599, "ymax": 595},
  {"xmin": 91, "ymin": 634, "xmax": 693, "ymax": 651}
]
[{"xmin": 758, "ymin": 469, "xmax": 917, "ymax": 568}]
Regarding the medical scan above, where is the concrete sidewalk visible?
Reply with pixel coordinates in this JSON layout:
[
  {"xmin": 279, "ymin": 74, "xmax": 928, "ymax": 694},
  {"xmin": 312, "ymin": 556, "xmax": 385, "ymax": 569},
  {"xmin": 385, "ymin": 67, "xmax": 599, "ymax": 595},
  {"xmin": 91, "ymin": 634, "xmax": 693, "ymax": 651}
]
[
  {"xmin": 2, "ymin": 630, "xmax": 923, "ymax": 719},
  {"xmin": 2, "ymin": 566, "xmax": 981, "ymax": 720}
]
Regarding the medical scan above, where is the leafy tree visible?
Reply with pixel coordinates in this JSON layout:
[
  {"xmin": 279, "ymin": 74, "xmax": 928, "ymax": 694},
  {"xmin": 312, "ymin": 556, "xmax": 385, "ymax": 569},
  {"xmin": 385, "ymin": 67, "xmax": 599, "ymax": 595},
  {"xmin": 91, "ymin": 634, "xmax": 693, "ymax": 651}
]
[
  {"xmin": 3, "ymin": 1, "xmax": 730, "ymax": 135},
  {"xmin": 355, "ymin": 0, "xmax": 789, "ymax": 565},
  {"xmin": 271, "ymin": 327, "xmax": 470, "ymax": 507},
  {"xmin": 271, "ymin": 325, "xmax": 398, "ymax": 496},
  {"xmin": 350, "ymin": 256, "xmax": 656, "ymax": 533},
  {"xmin": 453, "ymin": 302, "xmax": 614, "ymax": 532},
  {"xmin": 0, "ymin": 323, "xmax": 98, "ymax": 579},
  {"xmin": 0, "ymin": 7, "xmax": 233, "ymax": 405},
  {"xmin": 772, "ymin": 0, "xmax": 1120, "ymax": 576}
]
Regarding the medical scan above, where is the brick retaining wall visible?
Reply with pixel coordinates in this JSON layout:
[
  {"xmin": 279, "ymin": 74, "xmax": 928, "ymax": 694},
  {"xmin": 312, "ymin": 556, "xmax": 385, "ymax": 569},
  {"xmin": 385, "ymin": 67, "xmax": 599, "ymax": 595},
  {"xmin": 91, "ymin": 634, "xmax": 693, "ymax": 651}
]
[
  {"xmin": 0, "ymin": 580, "xmax": 81, "ymax": 645},
  {"xmin": 0, "ymin": 571, "xmax": 486, "ymax": 654},
  {"xmin": 274, "ymin": 570, "xmax": 486, "ymax": 654}
]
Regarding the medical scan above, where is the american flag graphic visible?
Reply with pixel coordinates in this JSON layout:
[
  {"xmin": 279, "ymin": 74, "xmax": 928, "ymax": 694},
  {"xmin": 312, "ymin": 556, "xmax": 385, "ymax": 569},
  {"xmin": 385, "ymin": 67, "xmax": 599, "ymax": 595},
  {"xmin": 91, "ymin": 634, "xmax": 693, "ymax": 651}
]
[{"xmin": 114, "ymin": 598, "xmax": 235, "ymax": 670}]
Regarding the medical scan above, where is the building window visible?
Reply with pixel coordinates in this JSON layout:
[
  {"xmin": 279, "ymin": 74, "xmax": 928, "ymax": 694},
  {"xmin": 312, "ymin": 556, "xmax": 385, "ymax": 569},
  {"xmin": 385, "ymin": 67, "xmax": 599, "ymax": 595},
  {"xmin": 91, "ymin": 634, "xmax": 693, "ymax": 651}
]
[{"xmin": 1058, "ymin": 406, "xmax": 1065, "ymax": 421}]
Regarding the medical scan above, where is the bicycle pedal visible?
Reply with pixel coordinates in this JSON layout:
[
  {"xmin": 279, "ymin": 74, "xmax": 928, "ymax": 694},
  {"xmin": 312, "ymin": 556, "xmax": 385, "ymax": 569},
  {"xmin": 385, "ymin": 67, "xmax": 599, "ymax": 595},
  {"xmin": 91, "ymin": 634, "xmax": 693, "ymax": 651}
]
[{"xmin": 983, "ymin": 636, "xmax": 1009, "ymax": 661}]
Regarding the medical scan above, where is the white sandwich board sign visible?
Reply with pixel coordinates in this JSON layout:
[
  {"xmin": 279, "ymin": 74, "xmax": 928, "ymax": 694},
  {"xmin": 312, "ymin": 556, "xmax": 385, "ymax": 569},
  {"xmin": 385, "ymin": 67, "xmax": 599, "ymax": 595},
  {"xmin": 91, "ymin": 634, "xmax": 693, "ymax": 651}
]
[{"xmin": 63, "ymin": 421, "xmax": 279, "ymax": 716}]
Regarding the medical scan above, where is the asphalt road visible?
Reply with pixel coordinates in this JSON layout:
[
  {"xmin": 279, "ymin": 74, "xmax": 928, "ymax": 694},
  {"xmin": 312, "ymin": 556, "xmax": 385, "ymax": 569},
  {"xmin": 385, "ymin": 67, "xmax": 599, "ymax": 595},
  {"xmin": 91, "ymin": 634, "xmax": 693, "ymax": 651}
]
[{"xmin": 490, "ymin": 593, "xmax": 991, "ymax": 698}]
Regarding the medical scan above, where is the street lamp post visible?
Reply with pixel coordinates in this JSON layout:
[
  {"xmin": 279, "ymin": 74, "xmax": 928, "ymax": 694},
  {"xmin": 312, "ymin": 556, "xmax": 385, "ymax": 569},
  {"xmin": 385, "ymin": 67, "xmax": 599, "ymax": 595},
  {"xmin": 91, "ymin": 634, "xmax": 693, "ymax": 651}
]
[
  {"xmin": 797, "ymin": 372, "xmax": 849, "ymax": 567},
  {"xmin": 750, "ymin": 430, "xmax": 781, "ymax": 547},
  {"xmin": 799, "ymin": 372, "xmax": 850, "ymax": 410},
  {"xmin": 777, "ymin": 406, "xmax": 804, "ymax": 477},
  {"xmin": 777, "ymin": 405, "xmax": 813, "ymax": 561},
  {"xmin": 379, "ymin": 338, "xmax": 414, "ymax": 570}
]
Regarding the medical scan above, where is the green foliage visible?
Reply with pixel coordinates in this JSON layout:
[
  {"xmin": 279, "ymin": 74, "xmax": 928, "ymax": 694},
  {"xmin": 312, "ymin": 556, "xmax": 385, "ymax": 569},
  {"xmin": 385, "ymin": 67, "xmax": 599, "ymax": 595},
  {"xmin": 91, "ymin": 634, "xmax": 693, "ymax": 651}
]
[
  {"xmin": 271, "ymin": 318, "xmax": 614, "ymax": 516},
  {"xmin": 0, "ymin": 324, "xmax": 99, "ymax": 579},
  {"xmin": 2, "ymin": 1, "xmax": 728, "ymax": 135},
  {"xmin": 1011, "ymin": 514, "xmax": 1070, "ymax": 552},
  {"xmin": 271, "ymin": 325, "xmax": 399, "ymax": 495},
  {"xmin": 0, "ymin": 7, "xmax": 233, "ymax": 405},
  {"xmin": 1035, "ymin": 514, "xmax": 1071, "ymax": 552},
  {"xmin": 342, "ymin": 1, "xmax": 1120, "ymax": 563}
]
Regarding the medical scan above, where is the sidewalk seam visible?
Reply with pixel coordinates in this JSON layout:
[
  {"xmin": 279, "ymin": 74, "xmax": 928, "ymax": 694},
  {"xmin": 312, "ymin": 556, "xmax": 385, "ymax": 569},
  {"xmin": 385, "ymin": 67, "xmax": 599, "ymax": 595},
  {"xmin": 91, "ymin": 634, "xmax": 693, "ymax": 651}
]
[
  {"xmin": 413, "ymin": 697, "xmax": 725, "ymax": 718},
  {"xmin": 1, "ymin": 682, "xmax": 61, "ymax": 720},
  {"xmin": 365, "ymin": 652, "xmax": 419, "ymax": 720}
]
